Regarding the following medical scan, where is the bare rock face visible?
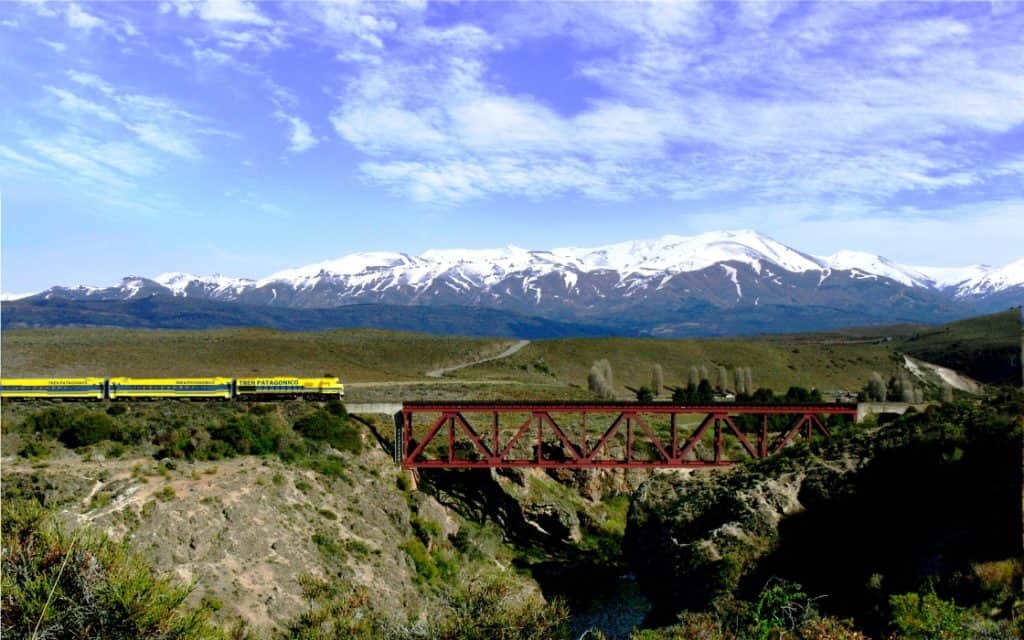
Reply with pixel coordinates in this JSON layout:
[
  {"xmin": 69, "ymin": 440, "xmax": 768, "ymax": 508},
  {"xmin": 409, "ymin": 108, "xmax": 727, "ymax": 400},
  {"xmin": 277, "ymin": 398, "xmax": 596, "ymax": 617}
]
[{"xmin": 545, "ymin": 467, "xmax": 650, "ymax": 502}]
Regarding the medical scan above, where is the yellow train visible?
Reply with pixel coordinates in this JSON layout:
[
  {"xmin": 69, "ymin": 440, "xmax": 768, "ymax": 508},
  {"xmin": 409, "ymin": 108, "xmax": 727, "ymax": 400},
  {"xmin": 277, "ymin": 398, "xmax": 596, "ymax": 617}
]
[
  {"xmin": 235, "ymin": 377, "xmax": 345, "ymax": 398},
  {"xmin": 0, "ymin": 378, "xmax": 106, "ymax": 400},
  {"xmin": 0, "ymin": 376, "xmax": 344, "ymax": 401},
  {"xmin": 108, "ymin": 377, "xmax": 234, "ymax": 400}
]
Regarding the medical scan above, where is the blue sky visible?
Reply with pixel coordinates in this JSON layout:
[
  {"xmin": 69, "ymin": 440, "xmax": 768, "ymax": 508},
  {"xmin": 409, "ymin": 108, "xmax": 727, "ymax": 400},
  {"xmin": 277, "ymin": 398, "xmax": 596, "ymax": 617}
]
[{"xmin": 1, "ymin": 0, "xmax": 1023, "ymax": 292}]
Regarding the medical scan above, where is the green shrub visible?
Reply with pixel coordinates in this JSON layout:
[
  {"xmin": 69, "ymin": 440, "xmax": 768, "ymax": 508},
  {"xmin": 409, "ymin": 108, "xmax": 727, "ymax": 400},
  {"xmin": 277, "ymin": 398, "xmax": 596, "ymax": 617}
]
[
  {"xmin": 23, "ymin": 407, "xmax": 76, "ymax": 438},
  {"xmin": 411, "ymin": 514, "xmax": 443, "ymax": 545},
  {"xmin": 209, "ymin": 414, "xmax": 287, "ymax": 456},
  {"xmin": 283, "ymin": 568, "xmax": 568, "ymax": 640},
  {"xmin": 284, "ymin": 576, "xmax": 384, "ymax": 640},
  {"xmin": 249, "ymin": 403, "xmax": 276, "ymax": 415},
  {"xmin": 106, "ymin": 403, "xmax": 128, "ymax": 416},
  {"xmin": 629, "ymin": 612, "xmax": 735, "ymax": 639},
  {"xmin": 888, "ymin": 591, "xmax": 979, "ymax": 640},
  {"xmin": 305, "ymin": 455, "xmax": 348, "ymax": 481},
  {"xmin": 275, "ymin": 429, "xmax": 309, "ymax": 462},
  {"xmin": 426, "ymin": 570, "xmax": 570, "ymax": 640},
  {"xmin": 400, "ymin": 538, "xmax": 438, "ymax": 583},
  {"xmin": 344, "ymin": 539, "xmax": 372, "ymax": 556},
  {"xmin": 1, "ymin": 499, "xmax": 223, "ymax": 639},
  {"xmin": 396, "ymin": 473, "xmax": 412, "ymax": 492},
  {"xmin": 751, "ymin": 580, "xmax": 810, "ymax": 639},
  {"xmin": 18, "ymin": 437, "xmax": 55, "ymax": 459},
  {"xmin": 23, "ymin": 408, "xmax": 118, "ymax": 449},
  {"xmin": 312, "ymin": 531, "xmax": 345, "ymax": 563},
  {"xmin": 325, "ymin": 399, "xmax": 348, "ymax": 417},
  {"xmin": 59, "ymin": 412, "xmax": 117, "ymax": 448},
  {"xmin": 293, "ymin": 410, "xmax": 362, "ymax": 454}
]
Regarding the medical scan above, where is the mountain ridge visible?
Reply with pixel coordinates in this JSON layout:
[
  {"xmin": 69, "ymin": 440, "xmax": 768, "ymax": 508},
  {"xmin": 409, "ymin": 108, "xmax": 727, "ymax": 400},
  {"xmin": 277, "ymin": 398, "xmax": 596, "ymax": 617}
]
[{"xmin": 7, "ymin": 230, "xmax": 1021, "ymax": 336}]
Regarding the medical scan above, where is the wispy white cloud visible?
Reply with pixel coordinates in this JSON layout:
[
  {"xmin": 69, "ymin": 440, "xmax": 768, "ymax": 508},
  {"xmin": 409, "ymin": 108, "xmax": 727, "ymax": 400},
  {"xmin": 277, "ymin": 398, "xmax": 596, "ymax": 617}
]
[
  {"xmin": 65, "ymin": 3, "xmax": 104, "ymax": 31},
  {"xmin": 45, "ymin": 71, "xmax": 210, "ymax": 160},
  {"xmin": 157, "ymin": 1, "xmax": 193, "ymax": 18},
  {"xmin": 197, "ymin": 0, "xmax": 270, "ymax": 26},
  {"xmin": 274, "ymin": 111, "xmax": 317, "ymax": 153},
  {"xmin": 10, "ymin": 71, "xmax": 210, "ymax": 192},
  {"xmin": 44, "ymin": 85, "xmax": 119, "ymax": 121},
  {"xmin": 0, "ymin": 144, "xmax": 52, "ymax": 172},
  {"xmin": 186, "ymin": 39, "xmax": 235, "ymax": 66},
  {"xmin": 126, "ymin": 123, "xmax": 199, "ymax": 159},
  {"xmin": 67, "ymin": 70, "xmax": 115, "ymax": 93},
  {"xmin": 38, "ymin": 38, "xmax": 66, "ymax": 52},
  {"xmin": 26, "ymin": 139, "xmax": 134, "ymax": 190}
]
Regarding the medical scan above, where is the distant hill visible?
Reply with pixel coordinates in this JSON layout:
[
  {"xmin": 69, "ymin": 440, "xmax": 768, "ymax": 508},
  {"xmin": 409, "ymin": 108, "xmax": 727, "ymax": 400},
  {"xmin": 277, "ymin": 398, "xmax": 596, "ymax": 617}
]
[
  {"xmin": 0, "ymin": 296, "xmax": 614, "ymax": 339},
  {"xmin": 896, "ymin": 308, "xmax": 1023, "ymax": 386}
]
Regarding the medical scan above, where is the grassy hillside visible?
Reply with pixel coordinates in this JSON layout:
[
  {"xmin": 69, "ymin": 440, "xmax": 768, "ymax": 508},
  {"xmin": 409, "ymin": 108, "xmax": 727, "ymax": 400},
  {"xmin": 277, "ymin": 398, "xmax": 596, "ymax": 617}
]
[
  {"xmin": 0, "ymin": 327, "xmax": 513, "ymax": 381},
  {"xmin": 896, "ymin": 308, "xmax": 1022, "ymax": 386},
  {"xmin": 11, "ymin": 313, "xmax": 1014, "ymax": 400},
  {"xmin": 450, "ymin": 336, "xmax": 900, "ymax": 396},
  {"xmin": 1, "ymin": 325, "xmax": 902, "ymax": 398}
]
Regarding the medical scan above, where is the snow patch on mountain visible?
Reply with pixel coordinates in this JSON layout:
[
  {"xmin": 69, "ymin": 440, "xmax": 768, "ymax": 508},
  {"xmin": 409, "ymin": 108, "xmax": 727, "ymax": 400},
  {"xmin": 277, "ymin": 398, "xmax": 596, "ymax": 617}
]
[
  {"xmin": 258, "ymin": 252, "xmax": 415, "ymax": 287},
  {"xmin": 822, "ymin": 251, "xmax": 932, "ymax": 287},
  {"xmin": 720, "ymin": 264, "xmax": 742, "ymax": 299},
  {"xmin": 0, "ymin": 291, "xmax": 35, "ymax": 301},
  {"xmin": 156, "ymin": 272, "xmax": 255, "ymax": 295},
  {"xmin": 950, "ymin": 258, "xmax": 1024, "ymax": 297},
  {"xmin": 906, "ymin": 264, "xmax": 992, "ymax": 290},
  {"xmin": 556, "ymin": 229, "xmax": 822, "ymax": 276}
]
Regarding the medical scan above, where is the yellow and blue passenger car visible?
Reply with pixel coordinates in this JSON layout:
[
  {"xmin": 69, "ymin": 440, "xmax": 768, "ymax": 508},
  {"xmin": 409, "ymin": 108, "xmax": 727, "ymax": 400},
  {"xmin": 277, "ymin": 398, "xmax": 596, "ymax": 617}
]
[
  {"xmin": 107, "ymin": 377, "xmax": 234, "ymax": 400},
  {"xmin": 0, "ymin": 378, "xmax": 106, "ymax": 400}
]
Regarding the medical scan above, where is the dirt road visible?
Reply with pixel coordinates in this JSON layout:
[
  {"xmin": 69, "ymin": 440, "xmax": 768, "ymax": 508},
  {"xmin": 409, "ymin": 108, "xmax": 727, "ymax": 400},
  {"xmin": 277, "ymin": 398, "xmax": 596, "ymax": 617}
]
[{"xmin": 425, "ymin": 339, "xmax": 530, "ymax": 378}]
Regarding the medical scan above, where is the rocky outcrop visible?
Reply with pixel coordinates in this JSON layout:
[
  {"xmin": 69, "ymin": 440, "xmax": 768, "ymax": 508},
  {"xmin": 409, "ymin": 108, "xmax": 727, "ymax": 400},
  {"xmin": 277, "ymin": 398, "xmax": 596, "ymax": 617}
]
[
  {"xmin": 2, "ymin": 448, "xmax": 461, "ymax": 631},
  {"xmin": 625, "ymin": 458, "xmax": 860, "ymax": 617},
  {"xmin": 545, "ymin": 467, "xmax": 650, "ymax": 502}
]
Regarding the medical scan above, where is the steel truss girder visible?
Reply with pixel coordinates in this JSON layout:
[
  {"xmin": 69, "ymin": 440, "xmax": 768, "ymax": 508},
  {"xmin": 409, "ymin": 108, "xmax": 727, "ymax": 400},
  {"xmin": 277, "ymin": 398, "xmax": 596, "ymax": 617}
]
[{"xmin": 400, "ymin": 403, "xmax": 855, "ymax": 469}]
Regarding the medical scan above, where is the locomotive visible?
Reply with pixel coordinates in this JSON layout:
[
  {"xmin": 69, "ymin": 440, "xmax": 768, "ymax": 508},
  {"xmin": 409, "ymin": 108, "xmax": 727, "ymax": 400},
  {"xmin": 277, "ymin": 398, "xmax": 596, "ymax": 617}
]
[{"xmin": 0, "ymin": 376, "xmax": 344, "ymax": 400}]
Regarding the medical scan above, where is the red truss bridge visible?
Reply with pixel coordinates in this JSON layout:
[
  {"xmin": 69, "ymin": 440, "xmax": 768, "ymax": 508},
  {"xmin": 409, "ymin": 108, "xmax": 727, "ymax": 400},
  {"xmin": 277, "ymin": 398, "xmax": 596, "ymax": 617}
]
[{"xmin": 397, "ymin": 402, "xmax": 857, "ymax": 470}]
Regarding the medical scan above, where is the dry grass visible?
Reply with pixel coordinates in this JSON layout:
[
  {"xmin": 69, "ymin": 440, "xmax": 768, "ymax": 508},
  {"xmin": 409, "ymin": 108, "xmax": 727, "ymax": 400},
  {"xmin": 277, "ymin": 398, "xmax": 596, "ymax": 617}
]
[{"xmin": 450, "ymin": 336, "xmax": 899, "ymax": 395}]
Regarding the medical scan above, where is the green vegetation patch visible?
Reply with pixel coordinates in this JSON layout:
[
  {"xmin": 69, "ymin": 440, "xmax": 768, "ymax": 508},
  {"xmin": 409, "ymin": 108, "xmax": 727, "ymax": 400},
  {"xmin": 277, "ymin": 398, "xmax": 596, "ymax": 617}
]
[
  {"xmin": 2, "ymin": 499, "xmax": 225, "ymax": 640},
  {"xmin": 293, "ymin": 409, "xmax": 362, "ymax": 454}
]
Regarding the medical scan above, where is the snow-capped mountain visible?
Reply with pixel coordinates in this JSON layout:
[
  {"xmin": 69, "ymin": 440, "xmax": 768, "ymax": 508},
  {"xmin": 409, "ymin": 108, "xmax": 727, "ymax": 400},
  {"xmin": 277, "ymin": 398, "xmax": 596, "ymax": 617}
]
[
  {"xmin": 13, "ymin": 230, "xmax": 1023, "ymax": 336},
  {"xmin": 939, "ymin": 258, "xmax": 1024, "ymax": 298}
]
